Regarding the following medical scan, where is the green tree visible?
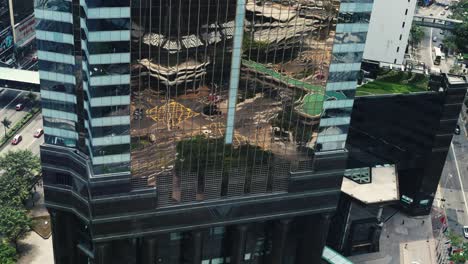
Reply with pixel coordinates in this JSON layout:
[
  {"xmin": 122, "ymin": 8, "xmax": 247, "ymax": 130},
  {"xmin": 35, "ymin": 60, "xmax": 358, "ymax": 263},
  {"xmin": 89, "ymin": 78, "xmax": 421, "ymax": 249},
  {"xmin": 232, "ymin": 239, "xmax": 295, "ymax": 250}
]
[
  {"xmin": 0, "ymin": 207, "xmax": 31, "ymax": 250},
  {"xmin": 0, "ymin": 242, "xmax": 16, "ymax": 264},
  {"xmin": 442, "ymin": 35, "xmax": 458, "ymax": 53},
  {"xmin": 449, "ymin": 242, "xmax": 468, "ymax": 264},
  {"xmin": 410, "ymin": 25, "xmax": 425, "ymax": 47},
  {"xmin": 26, "ymin": 91, "xmax": 37, "ymax": 105},
  {"xmin": 1, "ymin": 117, "xmax": 11, "ymax": 137},
  {"xmin": 0, "ymin": 150, "xmax": 41, "ymax": 207},
  {"xmin": 448, "ymin": 1, "xmax": 468, "ymax": 52}
]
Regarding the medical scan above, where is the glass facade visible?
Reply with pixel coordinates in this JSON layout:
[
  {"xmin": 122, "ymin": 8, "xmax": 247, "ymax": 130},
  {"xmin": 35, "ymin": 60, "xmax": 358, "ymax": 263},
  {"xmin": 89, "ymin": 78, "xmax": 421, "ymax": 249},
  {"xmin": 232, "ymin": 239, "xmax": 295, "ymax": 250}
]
[
  {"xmin": 317, "ymin": 0, "xmax": 373, "ymax": 151},
  {"xmin": 129, "ymin": 0, "xmax": 373, "ymax": 204},
  {"xmin": 38, "ymin": 0, "xmax": 373, "ymax": 200}
]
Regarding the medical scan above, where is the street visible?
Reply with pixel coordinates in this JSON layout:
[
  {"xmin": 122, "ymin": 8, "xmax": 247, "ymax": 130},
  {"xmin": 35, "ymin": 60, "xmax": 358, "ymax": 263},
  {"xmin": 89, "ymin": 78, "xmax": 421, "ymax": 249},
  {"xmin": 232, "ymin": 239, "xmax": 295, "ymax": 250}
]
[
  {"xmin": 414, "ymin": 4, "xmax": 455, "ymax": 73},
  {"xmin": 0, "ymin": 89, "xmax": 28, "ymax": 134},
  {"xmin": 0, "ymin": 113, "xmax": 43, "ymax": 156},
  {"xmin": 438, "ymin": 129, "xmax": 468, "ymax": 239}
]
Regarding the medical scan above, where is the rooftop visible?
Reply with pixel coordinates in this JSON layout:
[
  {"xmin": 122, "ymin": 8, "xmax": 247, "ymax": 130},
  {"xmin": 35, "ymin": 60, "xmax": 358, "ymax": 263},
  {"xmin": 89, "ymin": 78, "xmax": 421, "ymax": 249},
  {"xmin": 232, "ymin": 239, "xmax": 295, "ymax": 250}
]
[
  {"xmin": 356, "ymin": 70, "xmax": 429, "ymax": 96},
  {"xmin": 0, "ymin": 67, "xmax": 39, "ymax": 85},
  {"xmin": 341, "ymin": 165, "xmax": 399, "ymax": 204}
]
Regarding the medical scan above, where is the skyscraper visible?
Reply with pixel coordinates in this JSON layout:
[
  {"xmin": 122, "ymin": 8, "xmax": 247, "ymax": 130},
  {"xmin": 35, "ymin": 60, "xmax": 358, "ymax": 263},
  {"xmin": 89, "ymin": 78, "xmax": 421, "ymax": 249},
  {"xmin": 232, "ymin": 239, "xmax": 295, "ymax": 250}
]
[{"xmin": 36, "ymin": 0, "xmax": 374, "ymax": 263}]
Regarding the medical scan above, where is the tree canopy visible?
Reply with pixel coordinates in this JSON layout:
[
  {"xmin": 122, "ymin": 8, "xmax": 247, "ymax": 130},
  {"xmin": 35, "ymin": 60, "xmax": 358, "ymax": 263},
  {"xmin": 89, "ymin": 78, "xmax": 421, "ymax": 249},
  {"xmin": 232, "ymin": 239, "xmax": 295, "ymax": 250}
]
[
  {"xmin": 448, "ymin": 1, "xmax": 468, "ymax": 52},
  {"xmin": 410, "ymin": 25, "xmax": 425, "ymax": 46},
  {"xmin": 0, "ymin": 242, "xmax": 16, "ymax": 264},
  {"xmin": 0, "ymin": 206, "xmax": 31, "ymax": 250},
  {"xmin": 0, "ymin": 150, "xmax": 41, "ymax": 207}
]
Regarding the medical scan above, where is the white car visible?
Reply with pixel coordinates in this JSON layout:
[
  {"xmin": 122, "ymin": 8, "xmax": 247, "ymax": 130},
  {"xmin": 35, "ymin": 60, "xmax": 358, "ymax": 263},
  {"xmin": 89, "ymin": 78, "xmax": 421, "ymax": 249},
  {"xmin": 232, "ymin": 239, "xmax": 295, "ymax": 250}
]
[{"xmin": 463, "ymin": 226, "xmax": 468, "ymax": 239}]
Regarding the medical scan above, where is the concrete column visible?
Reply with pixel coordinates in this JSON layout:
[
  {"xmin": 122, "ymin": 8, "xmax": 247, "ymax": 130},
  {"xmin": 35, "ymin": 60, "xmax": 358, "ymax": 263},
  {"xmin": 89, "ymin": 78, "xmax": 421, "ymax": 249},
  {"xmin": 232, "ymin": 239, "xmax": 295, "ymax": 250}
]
[
  {"xmin": 192, "ymin": 230, "xmax": 203, "ymax": 264},
  {"xmin": 231, "ymin": 225, "xmax": 248, "ymax": 264},
  {"xmin": 141, "ymin": 237, "xmax": 157, "ymax": 264},
  {"xmin": 296, "ymin": 214, "xmax": 332, "ymax": 264},
  {"xmin": 376, "ymin": 206, "xmax": 384, "ymax": 223},
  {"xmin": 270, "ymin": 219, "xmax": 291, "ymax": 264}
]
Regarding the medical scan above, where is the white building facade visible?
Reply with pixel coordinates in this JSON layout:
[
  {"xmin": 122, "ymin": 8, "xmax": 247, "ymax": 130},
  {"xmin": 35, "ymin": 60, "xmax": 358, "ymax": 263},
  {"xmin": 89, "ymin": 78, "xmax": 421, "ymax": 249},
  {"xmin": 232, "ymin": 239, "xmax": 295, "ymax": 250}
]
[{"xmin": 363, "ymin": 0, "xmax": 417, "ymax": 65}]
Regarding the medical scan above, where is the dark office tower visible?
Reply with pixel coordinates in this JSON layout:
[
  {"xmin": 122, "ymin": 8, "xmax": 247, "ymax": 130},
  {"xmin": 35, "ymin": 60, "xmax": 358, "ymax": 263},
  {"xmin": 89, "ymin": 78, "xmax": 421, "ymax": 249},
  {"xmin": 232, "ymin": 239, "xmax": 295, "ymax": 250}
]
[
  {"xmin": 345, "ymin": 74, "xmax": 468, "ymax": 216},
  {"xmin": 36, "ymin": 0, "xmax": 373, "ymax": 263}
]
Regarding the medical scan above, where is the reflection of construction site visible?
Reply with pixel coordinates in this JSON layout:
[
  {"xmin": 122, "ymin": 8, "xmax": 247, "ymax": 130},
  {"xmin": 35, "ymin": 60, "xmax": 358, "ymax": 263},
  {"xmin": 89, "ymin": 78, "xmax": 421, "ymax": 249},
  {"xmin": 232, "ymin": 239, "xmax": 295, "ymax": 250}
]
[{"xmin": 130, "ymin": 0, "xmax": 339, "ymax": 200}]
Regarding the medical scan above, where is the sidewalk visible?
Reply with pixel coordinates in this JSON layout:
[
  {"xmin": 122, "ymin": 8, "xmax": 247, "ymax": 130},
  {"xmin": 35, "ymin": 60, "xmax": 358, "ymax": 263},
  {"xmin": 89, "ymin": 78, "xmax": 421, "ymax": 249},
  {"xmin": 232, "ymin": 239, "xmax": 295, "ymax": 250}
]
[
  {"xmin": 348, "ymin": 212, "xmax": 436, "ymax": 264},
  {"xmin": 17, "ymin": 181, "xmax": 54, "ymax": 263}
]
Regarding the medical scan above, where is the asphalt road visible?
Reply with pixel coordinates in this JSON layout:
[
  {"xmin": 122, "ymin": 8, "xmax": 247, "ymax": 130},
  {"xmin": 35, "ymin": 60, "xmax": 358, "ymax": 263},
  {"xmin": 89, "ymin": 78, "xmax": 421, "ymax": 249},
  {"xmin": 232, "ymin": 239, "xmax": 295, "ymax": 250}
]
[
  {"xmin": 414, "ymin": 4, "xmax": 454, "ymax": 73},
  {"xmin": 0, "ymin": 89, "xmax": 28, "ymax": 134},
  {"xmin": 0, "ymin": 113, "xmax": 44, "ymax": 156}
]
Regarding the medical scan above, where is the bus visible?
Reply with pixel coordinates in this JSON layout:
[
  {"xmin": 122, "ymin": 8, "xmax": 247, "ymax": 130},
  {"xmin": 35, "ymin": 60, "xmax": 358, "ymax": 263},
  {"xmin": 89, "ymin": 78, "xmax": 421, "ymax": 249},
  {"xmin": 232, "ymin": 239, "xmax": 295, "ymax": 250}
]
[{"xmin": 433, "ymin": 47, "xmax": 442, "ymax": 65}]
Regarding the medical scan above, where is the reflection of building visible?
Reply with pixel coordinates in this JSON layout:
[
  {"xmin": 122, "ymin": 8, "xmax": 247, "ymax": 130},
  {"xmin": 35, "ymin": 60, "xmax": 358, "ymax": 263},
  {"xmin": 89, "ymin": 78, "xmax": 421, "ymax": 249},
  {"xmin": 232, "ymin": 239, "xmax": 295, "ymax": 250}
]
[
  {"xmin": 37, "ymin": 0, "xmax": 374, "ymax": 263},
  {"xmin": 0, "ymin": 0, "xmax": 35, "ymax": 64},
  {"xmin": 327, "ymin": 73, "xmax": 468, "ymax": 256},
  {"xmin": 0, "ymin": 0, "xmax": 14, "ymax": 63},
  {"xmin": 363, "ymin": 0, "xmax": 417, "ymax": 65}
]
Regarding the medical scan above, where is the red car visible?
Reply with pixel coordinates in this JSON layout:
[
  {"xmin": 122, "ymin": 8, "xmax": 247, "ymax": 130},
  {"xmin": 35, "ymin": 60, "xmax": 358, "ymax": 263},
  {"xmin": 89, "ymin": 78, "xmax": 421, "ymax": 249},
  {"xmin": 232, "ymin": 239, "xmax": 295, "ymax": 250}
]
[
  {"xmin": 33, "ymin": 128, "xmax": 44, "ymax": 138},
  {"xmin": 11, "ymin": 134, "xmax": 22, "ymax": 145}
]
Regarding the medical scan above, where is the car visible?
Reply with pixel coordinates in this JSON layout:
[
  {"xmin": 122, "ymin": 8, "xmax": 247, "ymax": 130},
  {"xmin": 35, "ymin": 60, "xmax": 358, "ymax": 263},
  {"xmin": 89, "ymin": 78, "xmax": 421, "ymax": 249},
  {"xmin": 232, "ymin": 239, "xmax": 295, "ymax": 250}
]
[
  {"xmin": 15, "ymin": 103, "xmax": 24, "ymax": 111},
  {"xmin": 430, "ymin": 13, "xmax": 434, "ymax": 16},
  {"xmin": 455, "ymin": 125, "xmax": 461, "ymax": 135},
  {"xmin": 33, "ymin": 128, "xmax": 44, "ymax": 138},
  {"xmin": 433, "ymin": 36, "xmax": 438, "ymax": 42},
  {"xmin": 11, "ymin": 134, "xmax": 22, "ymax": 145},
  {"xmin": 463, "ymin": 226, "xmax": 468, "ymax": 239},
  {"xmin": 445, "ymin": 6, "xmax": 449, "ymax": 10},
  {"xmin": 440, "ymin": 11, "xmax": 446, "ymax": 16}
]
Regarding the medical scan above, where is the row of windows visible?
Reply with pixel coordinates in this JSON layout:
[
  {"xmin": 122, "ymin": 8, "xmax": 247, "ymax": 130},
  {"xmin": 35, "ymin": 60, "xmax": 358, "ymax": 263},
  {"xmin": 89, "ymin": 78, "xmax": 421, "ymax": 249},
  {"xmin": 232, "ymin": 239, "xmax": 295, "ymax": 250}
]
[
  {"xmin": 43, "ymin": 116, "xmax": 76, "ymax": 131},
  {"xmin": 88, "ymin": 41, "xmax": 130, "ymax": 54},
  {"xmin": 93, "ymin": 144, "xmax": 130, "ymax": 157},
  {"xmin": 89, "ymin": 63, "xmax": 130, "ymax": 76},
  {"xmin": 37, "ymin": 39, "xmax": 74, "ymax": 55},
  {"xmin": 84, "ymin": 0, "xmax": 129, "ymax": 8},
  {"xmin": 37, "ymin": 19, "xmax": 73, "ymax": 34},
  {"xmin": 87, "ymin": 18, "xmax": 131, "ymax": 31},
  {"xmin": 88, "ymin": 84, "xmax": 129, "ymax": 97},
  {"xmin": 42, "ymin": 98, "xmax": 76, "ymax": 113},
  {"xmin": 89, "ymin": 105, "xmax": 129, "ymax": 118},
  {"xmin": 36, "ymin": 0, "xmax": 71, "ymax": 12},
  {"xmin": 332, "ymin": 52, "xmax": 363, "ymax": 64},
  {"xmin": 338, "ymin": 12, "xmax": 371, "ymax": 24},
  {"xmin": 91, "ymin": 125, "xmax": 129, "ymax": 138},
  {"xmin": 38, "ymin": 60, "xmax": 75, "ymax": 75},
  {"xmin": 41, "ymin": 80, "xmax": 75, "ymax": 94},
  {"xmin": 328, "ymin": 71, "xmax": 359, "ymax": 82}
]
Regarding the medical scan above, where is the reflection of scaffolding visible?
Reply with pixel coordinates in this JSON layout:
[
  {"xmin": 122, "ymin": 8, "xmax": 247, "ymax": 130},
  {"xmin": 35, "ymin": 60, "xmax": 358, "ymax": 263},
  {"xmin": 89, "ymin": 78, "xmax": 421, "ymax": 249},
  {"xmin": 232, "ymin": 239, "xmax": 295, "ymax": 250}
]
[
  {"xmin": 146, "ymin": 101, "xmax": 199, "ymax": 128},
  {"xmin": 207, "ymin": 122, "xmax": 249, "ymax": 146}
]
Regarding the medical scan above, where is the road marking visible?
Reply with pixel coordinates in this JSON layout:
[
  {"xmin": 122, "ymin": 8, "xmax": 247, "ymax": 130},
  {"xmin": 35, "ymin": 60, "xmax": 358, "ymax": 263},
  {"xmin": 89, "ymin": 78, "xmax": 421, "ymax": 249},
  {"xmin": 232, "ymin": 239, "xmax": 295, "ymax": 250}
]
[
  {"xmin": 450, "ymin": 142, "xmax": 468, "ymax": 216},
  {"xmin": 0, "ymin": 91, "xmax": 23, "ymax": 115}
]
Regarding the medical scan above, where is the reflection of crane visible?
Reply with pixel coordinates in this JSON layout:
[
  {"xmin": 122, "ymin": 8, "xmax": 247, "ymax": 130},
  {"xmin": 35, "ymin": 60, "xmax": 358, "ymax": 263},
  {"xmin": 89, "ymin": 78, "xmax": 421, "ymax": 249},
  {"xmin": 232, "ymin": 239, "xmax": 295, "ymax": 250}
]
[{"xmin": 146, "ymin": 101, "xmax": 199, "ymax": 129}]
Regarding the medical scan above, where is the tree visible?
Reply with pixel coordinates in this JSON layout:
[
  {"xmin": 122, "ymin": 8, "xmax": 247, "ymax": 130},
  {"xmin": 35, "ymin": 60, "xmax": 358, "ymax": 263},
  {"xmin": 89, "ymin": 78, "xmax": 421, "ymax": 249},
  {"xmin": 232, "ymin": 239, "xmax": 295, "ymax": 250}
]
[
  {"xmin": 442, "ymin": 35, "xmax": 458, "ymax": 53},
  {"xmin": 1, "ymin": 117, "xmax": 11, "ymax": 137},
  {"xmin": 410, "ymin": 25, "xmax": 425, "ymax": 47},
  {"xmin": 26, "ymin": 91, "xmax": 37, "ymax": 105},
  {"xmin": 0, "ymin": 242, "xmax": 16, "ymax": 264},
  {"xmin": 0, "ymin": 207, "xmax": 31, "ymax": 250},
  {"xmin": 0, "ymin": 150, "xmax": 41, "ymax": 207},
  {"xmin": 449, "ymin": 242, "xmax": 468, "ymax": 264}
]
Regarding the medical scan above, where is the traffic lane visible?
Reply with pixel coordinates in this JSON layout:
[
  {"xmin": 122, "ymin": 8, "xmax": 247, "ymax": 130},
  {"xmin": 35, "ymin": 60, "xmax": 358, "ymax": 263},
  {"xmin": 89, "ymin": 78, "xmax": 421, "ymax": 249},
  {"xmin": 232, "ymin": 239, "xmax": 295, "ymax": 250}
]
[
  {"xmin": 0, "ymin": 89, "xmax": 23, "ymax": 112},
  {"xmin": 0, "ymin": 114, "xmax": 43, "ymax": 156},
  {"xmin": 440, "ymin": 157, "xmax": 467, "ymax": 237}
]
